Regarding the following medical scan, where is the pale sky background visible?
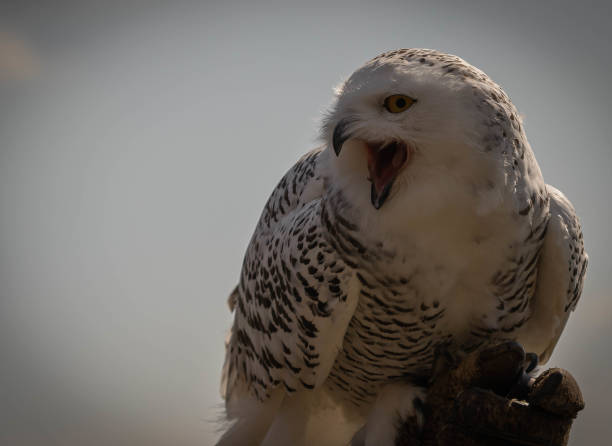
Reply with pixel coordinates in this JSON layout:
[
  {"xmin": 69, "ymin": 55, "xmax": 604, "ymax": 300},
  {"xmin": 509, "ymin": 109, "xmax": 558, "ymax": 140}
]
[{"xmin": 0, "ymin": 1, "xmax": 610, "ymax": 445}]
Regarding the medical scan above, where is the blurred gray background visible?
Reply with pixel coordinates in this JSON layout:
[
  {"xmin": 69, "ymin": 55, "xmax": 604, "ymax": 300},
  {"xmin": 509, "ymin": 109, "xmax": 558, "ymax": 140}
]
[{"xmin": 0, "ymin": 1, "xmax": 610, "ymax": 444}]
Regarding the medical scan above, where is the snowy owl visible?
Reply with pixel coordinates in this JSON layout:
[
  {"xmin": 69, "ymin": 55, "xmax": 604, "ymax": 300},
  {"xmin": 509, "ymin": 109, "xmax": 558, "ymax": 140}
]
[{"xmin": 217, "ymin": 49, "xmax": 587, "ymax": 446}]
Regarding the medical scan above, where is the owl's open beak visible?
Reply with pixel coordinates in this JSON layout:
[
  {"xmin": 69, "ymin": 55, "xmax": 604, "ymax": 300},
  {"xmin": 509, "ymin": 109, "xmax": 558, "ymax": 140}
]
[
  {"xmin": 366, "ymin": 141, "xmax": 410, "ymax": 209},
  {"xmin": 332, "ymin": 119, "xmax": 412, "ymax": 209}
]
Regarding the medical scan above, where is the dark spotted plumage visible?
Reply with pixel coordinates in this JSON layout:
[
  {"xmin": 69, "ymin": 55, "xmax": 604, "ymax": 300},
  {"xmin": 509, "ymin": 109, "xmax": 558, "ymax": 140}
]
[{"xmin": 218, "ymin": 48, "xmax": 587, "ymax": 446}]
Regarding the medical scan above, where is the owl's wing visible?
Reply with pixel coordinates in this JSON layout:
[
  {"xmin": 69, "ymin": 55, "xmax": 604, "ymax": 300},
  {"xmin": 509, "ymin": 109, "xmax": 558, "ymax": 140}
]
[
  {"xmin": 517, "ymin": 185, "xmax": 587, "ymax": 363},
  {"xmin": 221, "ymin": 147, "xmax": 359, "ymax": 404}
]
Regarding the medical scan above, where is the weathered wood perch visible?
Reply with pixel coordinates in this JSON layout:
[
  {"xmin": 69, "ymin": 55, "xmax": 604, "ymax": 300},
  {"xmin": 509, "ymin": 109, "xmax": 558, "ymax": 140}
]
[{"xmin": 398, "ymin": 341, "xmax": 584, "ymax": 446}]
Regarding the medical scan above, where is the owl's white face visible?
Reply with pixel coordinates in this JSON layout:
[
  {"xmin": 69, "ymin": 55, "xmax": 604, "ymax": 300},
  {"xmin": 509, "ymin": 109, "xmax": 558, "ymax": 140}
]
[{"xmin": 321, "ymin": 54, "xmax": 515, "ymax": 231}]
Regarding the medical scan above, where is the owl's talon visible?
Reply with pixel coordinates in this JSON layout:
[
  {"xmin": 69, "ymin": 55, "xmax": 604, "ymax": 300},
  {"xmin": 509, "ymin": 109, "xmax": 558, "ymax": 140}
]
[{"xmin": 525, "ymin": 352, "xmax": 539, "ymax": 374}]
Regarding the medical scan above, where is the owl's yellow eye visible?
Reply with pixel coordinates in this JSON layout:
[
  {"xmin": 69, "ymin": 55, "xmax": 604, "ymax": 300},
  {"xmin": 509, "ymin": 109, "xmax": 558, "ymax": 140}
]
[{"xmin": 384, "ymin": 94, "xmax": 416, "ymax": 113}]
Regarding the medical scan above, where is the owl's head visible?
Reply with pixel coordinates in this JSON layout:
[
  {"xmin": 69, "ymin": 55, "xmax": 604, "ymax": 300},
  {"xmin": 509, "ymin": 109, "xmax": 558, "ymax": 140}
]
[{"xmin": 321, "ymin": 49, "xmax": 526, "ymax": 221}]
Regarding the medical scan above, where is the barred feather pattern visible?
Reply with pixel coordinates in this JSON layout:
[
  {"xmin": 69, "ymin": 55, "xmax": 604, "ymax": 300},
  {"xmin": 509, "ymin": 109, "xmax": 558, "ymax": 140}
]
[
  {"xmin": 221, "ymin": 48, "xmax": 587, "ymax": 415},
  {"xmin": 222, "ymin": 150, "xmax": 561, "ymax": 408}
]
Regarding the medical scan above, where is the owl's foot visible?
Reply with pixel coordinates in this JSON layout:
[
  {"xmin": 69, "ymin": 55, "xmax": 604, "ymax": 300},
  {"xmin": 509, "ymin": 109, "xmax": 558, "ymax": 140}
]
[
  {"xmin": 507, "ymin": 351, "xmax": 540, "ymax": 399},
  {"xmin": 429, "ymin": 340, "xmax": 527, "ymax": 397},
  {"xmin": 418, "ymin": 341, "xmax": 584, "ymax": 446},
  {"xmin": 351, "ymin": 383, "xmax": 425, "ymax": 446}
]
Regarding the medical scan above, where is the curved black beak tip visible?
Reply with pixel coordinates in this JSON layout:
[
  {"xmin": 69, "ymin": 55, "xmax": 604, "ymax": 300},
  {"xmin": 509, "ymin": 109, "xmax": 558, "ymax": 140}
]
[{"xmin": 332, "ymin": 118, "xmax": 352, "ymax": 157}]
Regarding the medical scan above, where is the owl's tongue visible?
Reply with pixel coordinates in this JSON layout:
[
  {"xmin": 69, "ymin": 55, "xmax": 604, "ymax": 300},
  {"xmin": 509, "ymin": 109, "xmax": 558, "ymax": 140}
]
[{"xmin": 366, "ymin": 141, "xmax": 409, "ymax": 209}]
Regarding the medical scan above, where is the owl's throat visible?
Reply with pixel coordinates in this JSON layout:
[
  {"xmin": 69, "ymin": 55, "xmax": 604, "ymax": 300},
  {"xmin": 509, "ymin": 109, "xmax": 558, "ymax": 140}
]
[{"xmin": 366, "ymin": 141, "xmax": 410, "ymax": 209}]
